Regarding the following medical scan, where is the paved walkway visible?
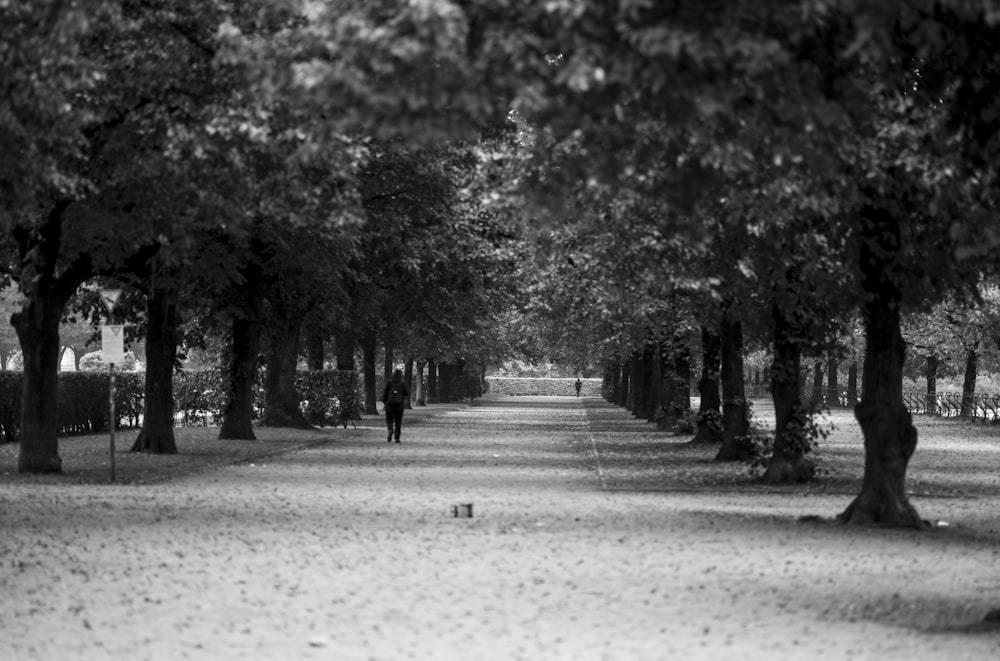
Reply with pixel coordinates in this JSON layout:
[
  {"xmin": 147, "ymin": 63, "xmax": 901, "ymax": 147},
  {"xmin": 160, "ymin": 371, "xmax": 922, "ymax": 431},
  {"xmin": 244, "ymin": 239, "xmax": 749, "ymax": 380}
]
[{"xmin": 2, "ymin": 396, "xmax": 998, "ymax": 660}]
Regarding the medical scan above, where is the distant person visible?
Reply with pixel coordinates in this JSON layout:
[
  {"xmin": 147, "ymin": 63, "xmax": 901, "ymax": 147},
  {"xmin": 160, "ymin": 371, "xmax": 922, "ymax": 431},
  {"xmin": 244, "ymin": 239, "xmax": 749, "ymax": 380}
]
[
  {"xmin": 382, "ymin": 369, "xmax": 409, "ymax": 443},
  {"xmin": 575, "ymin": 378, "xmax": 583, "ymax": 397}
]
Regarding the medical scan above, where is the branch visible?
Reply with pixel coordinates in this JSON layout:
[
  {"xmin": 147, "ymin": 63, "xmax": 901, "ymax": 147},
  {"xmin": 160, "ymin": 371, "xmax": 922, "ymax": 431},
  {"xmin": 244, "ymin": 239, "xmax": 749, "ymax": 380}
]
[
  {"xmin": 362, "ymin": 187, "xmax": 422, "ymax": 205},
  {"xmin": 166, "ymin": 20, "xmax": 217, "ymax": 58}
]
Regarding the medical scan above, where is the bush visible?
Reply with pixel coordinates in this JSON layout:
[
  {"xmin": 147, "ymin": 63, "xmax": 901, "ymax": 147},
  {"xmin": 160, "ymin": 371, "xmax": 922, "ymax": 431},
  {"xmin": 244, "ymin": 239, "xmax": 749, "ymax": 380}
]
[
  {"xmin": 0, "ymin": 372, "xmax": 20, "ymax": 443},
  {"xmin": 174, "ymin": 370, "xmax": 227, "ymax": 426},
  {"xmin": 57, "ymin": 373, "xmax": 110, "ymax": 434},
  {"xmin": 79, "ymin": 350, "xmax": 140, "ymax": 372},
  {"xmin": 297, "ymin": 370, "xmax": 363, "ymax": 427},
  {"xmin": 486, "ymin": 377, "xmax": 602, "ymax": 397}
]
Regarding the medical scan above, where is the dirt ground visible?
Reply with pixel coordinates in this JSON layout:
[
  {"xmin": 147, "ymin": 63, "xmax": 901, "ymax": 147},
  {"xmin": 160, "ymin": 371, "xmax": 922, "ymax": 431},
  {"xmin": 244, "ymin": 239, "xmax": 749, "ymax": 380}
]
[{"xmin": 1, "ymin": 396, "xmax": 999, "ymax": 660}]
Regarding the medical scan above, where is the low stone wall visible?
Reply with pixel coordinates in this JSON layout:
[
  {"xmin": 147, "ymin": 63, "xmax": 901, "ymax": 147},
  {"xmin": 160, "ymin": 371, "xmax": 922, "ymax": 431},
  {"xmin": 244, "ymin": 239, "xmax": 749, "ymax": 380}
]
[{"xmin": 485, "ymin": 377, "xmax": 603, "ymax": 397}]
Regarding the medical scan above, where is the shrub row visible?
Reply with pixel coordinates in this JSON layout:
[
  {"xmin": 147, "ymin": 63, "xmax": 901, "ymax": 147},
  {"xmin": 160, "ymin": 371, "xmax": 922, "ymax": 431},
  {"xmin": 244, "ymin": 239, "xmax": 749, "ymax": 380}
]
[
  {"xmin": 0, "ymin": 369, "xmax": 365, "ymax": 443},
  {"xmin": 297, "ymin": 370, "xmax": 363, "ymax": 427},
  {"xmin": 485, "ymin": 377, "xmax": 603, "ymax": 397},
  {"xmin": 373, "ymin": 373, "xmax": 483, "ymax": 403},
  {"xmin": 0, "ymin": 371, "xmax": 145, "ymax": 441}
]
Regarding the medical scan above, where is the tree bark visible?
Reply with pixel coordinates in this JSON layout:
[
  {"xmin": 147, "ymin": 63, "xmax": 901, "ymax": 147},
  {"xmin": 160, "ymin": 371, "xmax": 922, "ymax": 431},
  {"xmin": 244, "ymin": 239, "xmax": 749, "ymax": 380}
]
[
  {"xmin": 636, "ymin": 342, "xmax": 656, "ymax": 420},
  {"xmin": 334, "ymin": 328, "xmax": 355, "ymax": 370},
  {"xmin": 692, "ymin": 326, "xmax": 722, "ymax": 443},
  {"xmin": 439, "ymin": 362, "xmax": 454, "ymax": 402},
  {"xmin": 219, "ymin": 313, "xmax": 262, "ymax": 440},
  {"xmin": 13, "ymin": 293, "xmax": 70, "ymax": 472},
  {"xmin": 656, "ymin": 339, "xmax": 676, "ymax": 430},
  {"xmin": 762, "ymin": 303, "xmax": 815, "ymax": 483},
  {"xmin": 960, "ymin": 345, "xmax": 978, "ymax": 417},
  {"xmin": 716, "ymin": 310, "xmax": 750, "ymax": 461},
  {"xmin": 305, "ymin": 324, "xmax": 325, "ymax": 371},
  {"xmin": 362, "ymin": 331, "xmax": 378, "ymax": 415},
  {"xmin": 627, "ymin": 351, "xmax": 641, "ymax": 414},
  {"xmin": 261, "ymin": 321, "xmax": 312, "ymax": 429},
  {"xmin": 383, "ymin": 332, "xmax": 394, "ymax": 381},
  {"xmin": 617, "ymin": 357, "xmax": 632, "ymax": 408},
  {"xmin": 132, "ymin": 283, "xmax": 179, "ymax": 454},
  {"xmin": 427, "ymin": 358, "xmax": 438, "ymax": 403},
  {"xmin": 846, "ymin": 361, "xmax": 859, "ymax": 407},
  {"xmin": 827, "ymin": 355, "xmax": 840, "ymax": 407},
  {"xmin": 415, "ymin": 360, "xmax": 426, "ymax": 406},
  {"xmin": 403, "ymin": 357, "xmax": 414, "ymax": 409},
  {"xmin": 925, "ymin": 355, "xmax": 938, "ymax": 414},
  {"xmin": 12, "ymin": 200, "xmax": 90, "ymax": 472},
  {"xmin": 811, "ymin": 361, "xmax": 824, "ymax": 406},
  {"xmin": 838, "ymin": 208, "xmax": 922, "ymax": 527},
  {"xmin": 672, "ymin": 336, "xmax": 692, "ymax": 422}
]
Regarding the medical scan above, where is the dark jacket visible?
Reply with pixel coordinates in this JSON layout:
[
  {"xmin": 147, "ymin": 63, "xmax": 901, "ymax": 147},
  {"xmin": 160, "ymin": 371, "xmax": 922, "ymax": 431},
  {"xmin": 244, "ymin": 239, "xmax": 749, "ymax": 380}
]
[{"xmin": 381, "ymin": 380, "xmax": 410, "ymax": 405}]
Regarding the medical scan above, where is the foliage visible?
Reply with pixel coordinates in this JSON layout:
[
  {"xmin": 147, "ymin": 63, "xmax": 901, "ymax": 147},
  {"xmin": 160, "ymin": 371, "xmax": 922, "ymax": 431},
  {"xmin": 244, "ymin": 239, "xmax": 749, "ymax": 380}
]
[
  {"xmin": 0, "ymin": 372, "xmax": 20, "ymax": 443},
  {"xmin": 486, "ymin": 377, "xmax": 599, "ymax": 397},
  {"xmin": 79, "ymin": 350, "xmax": 140, "ymax": 372},
  {"xmin": 296, "ymin": 370, "xmax": 363, "ymax": 428},
  {"xmin": 173, "ymin": 370, "xmax": 228, "ymax": 427},
  {"xmin": 747, "ymin": 402, "xmax": 831, "ymax": 478}
]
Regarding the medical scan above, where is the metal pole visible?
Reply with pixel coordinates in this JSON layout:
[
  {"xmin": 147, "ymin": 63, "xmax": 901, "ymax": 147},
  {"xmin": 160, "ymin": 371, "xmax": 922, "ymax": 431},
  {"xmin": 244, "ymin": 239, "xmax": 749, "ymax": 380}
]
[{"xmin": 109, "ymin": 363, "xmax": 116, "ymax": 483}]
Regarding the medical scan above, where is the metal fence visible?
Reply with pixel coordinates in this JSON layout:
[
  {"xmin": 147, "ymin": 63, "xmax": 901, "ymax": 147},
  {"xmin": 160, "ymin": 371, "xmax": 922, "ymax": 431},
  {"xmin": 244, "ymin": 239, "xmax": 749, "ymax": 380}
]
[{"xmin": 745, "ymin": 385, "xmax": 1000, "ymax": 421}]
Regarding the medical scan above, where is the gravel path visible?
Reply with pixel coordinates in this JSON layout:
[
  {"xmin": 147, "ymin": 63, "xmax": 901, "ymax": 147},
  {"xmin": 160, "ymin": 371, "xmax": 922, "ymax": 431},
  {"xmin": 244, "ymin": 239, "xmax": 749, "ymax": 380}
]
[{"xmin": 2, "ymin": 396, "xmax": 999, "ymax": 660}]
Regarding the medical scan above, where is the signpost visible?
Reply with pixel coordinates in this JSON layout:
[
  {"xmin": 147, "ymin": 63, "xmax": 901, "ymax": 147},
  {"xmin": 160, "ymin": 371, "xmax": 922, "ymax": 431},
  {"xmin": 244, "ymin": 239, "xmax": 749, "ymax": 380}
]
[{"xmin": 100, "ymin": 290, "xmax": 123, "ymax": 482}]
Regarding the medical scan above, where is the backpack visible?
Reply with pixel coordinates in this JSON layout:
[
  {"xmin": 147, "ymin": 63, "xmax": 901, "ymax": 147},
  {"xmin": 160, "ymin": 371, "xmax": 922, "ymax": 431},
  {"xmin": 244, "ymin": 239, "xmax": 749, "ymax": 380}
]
[{"xmin": 387, "ymin": 383, "xmax": 405, "ymax": 404}]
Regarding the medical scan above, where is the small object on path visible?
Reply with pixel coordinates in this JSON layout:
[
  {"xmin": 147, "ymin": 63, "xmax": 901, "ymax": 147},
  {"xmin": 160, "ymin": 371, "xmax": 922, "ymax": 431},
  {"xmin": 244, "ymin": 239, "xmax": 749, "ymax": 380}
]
[
  {"xmin": 308, "ymin": 636, "xmax": 330, "ymax": 648},
  {"xmin": 452, "ymin": 503, "xmax": 473, "ymax": 518}
]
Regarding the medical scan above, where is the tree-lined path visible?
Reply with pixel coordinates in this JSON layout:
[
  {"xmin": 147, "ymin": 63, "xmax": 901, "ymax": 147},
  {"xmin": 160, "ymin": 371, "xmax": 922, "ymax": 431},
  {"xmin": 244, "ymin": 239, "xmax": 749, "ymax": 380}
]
[{"xmin": 3, "ymin": 397, "xmax": 999, "ymax": 660}]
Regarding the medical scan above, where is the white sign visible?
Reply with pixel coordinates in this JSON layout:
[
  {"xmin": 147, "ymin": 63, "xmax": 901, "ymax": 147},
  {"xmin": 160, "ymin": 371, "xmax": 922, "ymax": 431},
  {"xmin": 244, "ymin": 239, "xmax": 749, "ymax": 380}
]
[
  {"xmin": 100, "ymin": 289, "xmax": 122, "ymax": 315},
  {"xmin": 101, "ymin": 324, "xmax": 126, "ymax": 365}
]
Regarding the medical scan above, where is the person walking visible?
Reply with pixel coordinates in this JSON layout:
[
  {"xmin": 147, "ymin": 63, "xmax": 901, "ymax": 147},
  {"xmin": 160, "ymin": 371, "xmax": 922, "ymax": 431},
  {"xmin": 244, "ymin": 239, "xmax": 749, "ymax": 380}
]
[
  {"xmin": 382, "ymin": 369, "xmax": 409, "ymax": 443},
  {"xmin": 574, "ymin": 378, "xmax": 583, "ymax": 397}
]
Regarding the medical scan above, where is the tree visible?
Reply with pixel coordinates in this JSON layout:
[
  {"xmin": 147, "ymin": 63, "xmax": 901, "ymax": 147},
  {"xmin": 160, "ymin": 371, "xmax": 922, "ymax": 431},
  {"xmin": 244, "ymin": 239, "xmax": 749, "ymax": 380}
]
[{"xmin": 0, "ymin": 1, "xmax": 274, "ymax": 470}]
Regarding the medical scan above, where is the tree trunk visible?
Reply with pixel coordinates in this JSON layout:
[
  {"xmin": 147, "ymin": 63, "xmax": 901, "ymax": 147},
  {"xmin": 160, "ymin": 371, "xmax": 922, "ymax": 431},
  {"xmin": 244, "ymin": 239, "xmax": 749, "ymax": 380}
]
[
  {"xmin": 762, "ymin": 303, "xmax": 814, "ymax": 483},
  {"xmin": 846, "ymin": 361, "xmax": 859, "ymax": 407},
  {"xmin": 617, "ymin": 357, "xmax": 632, "ymax": 408},
  {"xmin": 603, "ymin": 361, "xmax": 614, "ymax": 401},
  {"xmin": 811, "ymin": 361, "xmax": 824, "ymax": 406},
  {"xmin": 362, "ymin": 331, "xmax": 378, "ymax": 415},
  {"xmin": 261, "ymin": 321, "xmax": 312, "ymax": 429},
  {"xmin": 636, "ymin": 342, "xmax": 656, "ymax": 420},
  {"xmin": 827, "ymin": 355, "xmax": 840, "ymax": 407},
  {"xmin": 692, "ymin": 326, "xmax": 722, "ymax": 443},
  {"xmin": 219, "ymin": 313, "xmax": 261, "ymax": 440},
  {"xmin": 12, "ymin": 293, "xmax": 69, "ymax": 472},
  {"xmin": 838, "ymin": 208, "xmax": 922, "ymax": 527},
  {"xmin": 925, "ymin": 355, "xmax": 938, "ymax": 414},
  {"xmin": 132, "ymin": 283, "xmax": 179, "ymax": 454},
  {"xmin": 439, "ymin": 363, "xmax": 454, "ymax": 403},
  {"xmin": 383, "ymin": 332, "xmax": 394, "ymax": 381},
  {"xmin": 716, "ymin": 310, "xmax": 749, "ymax": 461},
  {"xmin": 625, "ymin": 351, "xmax": 639, "ymax": 414},
  {"xmin": 960, "ymin": 345, "xmax": 978, "ymax": 417},
  {"xmin": 427, "ymin": 358, "xmax": 438, "ymax": 403},
  {"xmin": 305, "ymin": 324, "xmax": 325, "ymax": 371},
  {"xmin": 403, "ymin": 357, "xmax": 414, "ymax": 409},
  {"xmin": 11, "ymin": 200, "xmax": 89, "ymax": 472},
  {"xmin": 674, "ymin": 337, "xmax": 692, "ymax": 421},
  {"xmin": 415, "ymin": 360, "xmax": 426, "ymax": 406},
  {"xmin": 656, "ymin": 339, "xmax": 676, "ymax": 430},
  {"xmin": 334, "ymin": 328, "xmax": 355, "ymax": 370}
]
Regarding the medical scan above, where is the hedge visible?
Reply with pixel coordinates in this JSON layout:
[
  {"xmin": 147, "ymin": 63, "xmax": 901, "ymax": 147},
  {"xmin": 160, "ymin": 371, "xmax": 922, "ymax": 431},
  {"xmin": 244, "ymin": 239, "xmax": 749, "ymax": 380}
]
[
  {"xmin": 296, "ymin": 370, "xmax": 363, "ymax": 427},
  {"xmin": 485, "ymin": 377, "xmax": 603, "ymax": 397},
  {"xmin": 375, "ymin": 373, "xmax": 483, "ymax": 403},
  {"xmin": 0, "ymin": 368, "xmax": 365, "ymax": 443},
  {"xmin": 0, "ymin": 371, "xmax": 144, "ymax": 442}
]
